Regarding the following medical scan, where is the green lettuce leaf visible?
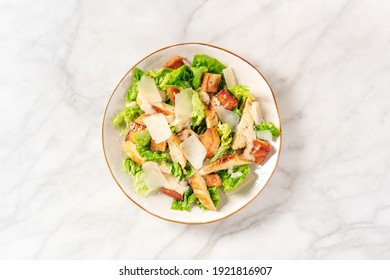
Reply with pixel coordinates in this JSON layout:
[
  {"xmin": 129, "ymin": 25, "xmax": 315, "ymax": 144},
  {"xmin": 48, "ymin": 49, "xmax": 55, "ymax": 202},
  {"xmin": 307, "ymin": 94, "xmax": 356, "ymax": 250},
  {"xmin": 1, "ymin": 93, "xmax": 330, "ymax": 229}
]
[
  {"xmin": 190, "ymin": 66, "xmax": 208, "ymax": 89},
  {"xmin": 171, "ymin": 187, "xmax": 198, "ymax": 211},
  {"xmin": 166, "ymin": 161, "xmax": 184, "ymax": 181},
  {"xmin": 191, "ymin": 91, "xmax": 206, "ymax": 128},
  {"xmin": 132, "ymin": 129, "xmax": 151, "ymax": 147},
  {"xmin": 136, "ymin": 146, "xmax": 167, "ymax": 163},
  {"xmin": 134, "ymin": 171, "xmax": 155, "ymax": 196},
  {"xmin": 126, "ymin": 68, "xmax": 144, "ymax": 102},
  {"xmin": 147, "ymin": 66, "xmax": 191, "ymax": 90},
  {"xmin": 112, "ymin": 105, "xmax": 144, "ymax": 135},
  {"xmin": 255, "ymin": 122, "xmax": 281, "ymax": 137},
  {"xmin": 217, "ymin": 164, "xmax": 250, "ymax": 190},
  {"xmin": 123, "ymin": 157, "xmax": 142, "ymax": 178},
  {"xmin": 228, "ymin": 85, "xmax": 254, "ymax": 115},
  {"xmin": 192, "ymin": 54, "xmax": 225, "ymax": 74},
  {"xmin": 210, "ymin": 122, "xmax": 233, "ymax": 162}
]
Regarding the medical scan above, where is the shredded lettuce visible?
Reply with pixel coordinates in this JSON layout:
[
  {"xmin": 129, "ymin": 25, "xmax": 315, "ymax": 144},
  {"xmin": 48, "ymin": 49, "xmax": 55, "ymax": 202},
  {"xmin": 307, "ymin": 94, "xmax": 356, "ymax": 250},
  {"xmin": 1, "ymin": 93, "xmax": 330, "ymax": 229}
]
[
  {"xmin": 192, "ymin": 54, "xmax": 225, "ymax": 74},
  {"xmin": 171, "ymin": 187, "xmax": 198, "ymax": 211},
  {"xmin": 190, "ymin": 66, "xmax": 208, "ymax": 89},
  {"xmin": 126, "ymin": 68, "xmax": 144, "ymax": 102},
  {"xmin": 112, "ymin": 105, "xmax": 144, "ymax": 135},
  {"xmin": 210, "ymin": 123, "xmax": 233, "ymax": 163},
  {"xmin": 228, "ymin": 85, "xmax": 254, "ymax": 115},
  {"xmin": 255, "ymin": 122, "xmax": 281, "ymax": 137},
  {"xmin": 191, "ymin": 91, "xmax": 206, "ymax": 129},
  {"xmin": 217, "ymin": 164, "xmax": 250, "ymax": 190}
]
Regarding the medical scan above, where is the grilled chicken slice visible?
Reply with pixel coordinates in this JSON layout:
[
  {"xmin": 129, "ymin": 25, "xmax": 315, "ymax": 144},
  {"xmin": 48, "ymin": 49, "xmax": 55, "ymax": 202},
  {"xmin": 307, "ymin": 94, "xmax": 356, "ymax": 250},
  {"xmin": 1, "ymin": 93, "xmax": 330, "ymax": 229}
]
[
  {"xmin": 200, "ymin": 128, "xmax": 220, "ymax": 158},
  {"xmin": 166, "ymin": 86, "xmax": 180, "ymax": 102},
  {"xmin": 244, "ymin": 139, "xmax": 272, "ymax": 165},
  {"xmin": 199, "ymin": 155, "xmax": 249, "ymax": 175},
  {"xmin": 215, "ymin": 88, "xmax": 238, "ymax": 110},
  {"xmin": 121, "ymin": 140, "xmax": 144, "ymax": 166},
  {"xmin": 201, "ymin": 73, "xmax": 221, "ymax": 93},
  {"xmin": 232, "ymin": 98, "xmax": 254, "ymax": 150},
  {"xmin": 167, "ymin": 134, "xmax": 187, "ymax": 168},
  {"xmin": 163, "ymin": 56, "xmax": 185, "ymax": 69},
  {"xmin": 161, "ymin": 187, "xmax": 183, "ymax": 201},
  {"xmin": 204, "ymin": 173, "xmax": 223, "ymax": 187},
  {"xmin": 199, "ymin": 91, "xmax": 218, "ymax": 129},
  {"xmin": 134, "ymin": 114, "xmax": 150, "ymax": 125},
  {"xmin": 188, "ymin": 172, "xmax": 217, "ymax": 211},
  {"xmin": 150, "ymin": 139, "xmax": 167, "ymax": 151},
  {"xmin": 151, "ymin": 102, "xmax": 175, "ymax": 116},
  {"xmin": 125, "ymin": 122, "xmax": 146, "ymax": 142}
]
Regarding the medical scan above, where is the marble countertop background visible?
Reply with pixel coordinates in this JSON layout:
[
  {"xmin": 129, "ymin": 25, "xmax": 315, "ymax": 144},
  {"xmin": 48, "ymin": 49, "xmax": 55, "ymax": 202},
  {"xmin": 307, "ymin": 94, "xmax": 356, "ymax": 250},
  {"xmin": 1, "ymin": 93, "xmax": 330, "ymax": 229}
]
[{"xmin": 1, "ymin": 0, "xmax": 389, "ymax": 259}]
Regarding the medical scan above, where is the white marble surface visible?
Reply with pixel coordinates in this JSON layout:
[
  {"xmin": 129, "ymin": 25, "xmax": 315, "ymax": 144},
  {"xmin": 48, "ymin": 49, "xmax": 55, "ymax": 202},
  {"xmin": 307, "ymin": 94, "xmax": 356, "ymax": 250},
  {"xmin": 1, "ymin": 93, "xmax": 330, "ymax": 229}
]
[{"xmin": 1, "ymin": 0, "xmax": 389, "ymax": 259}]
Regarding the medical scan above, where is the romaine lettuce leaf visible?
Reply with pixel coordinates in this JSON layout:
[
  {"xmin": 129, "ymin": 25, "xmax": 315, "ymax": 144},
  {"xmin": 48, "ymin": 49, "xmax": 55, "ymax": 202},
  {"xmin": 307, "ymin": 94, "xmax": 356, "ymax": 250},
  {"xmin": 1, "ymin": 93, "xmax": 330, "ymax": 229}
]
[
  {"xmin": 134, "ymin": 171, "xmax": 155, "ymax": 196},
  {"xmin": 192, "ymin": 54, "xmax": 225, "ymax": 74},
  {"xmin": 255, "ymin": 122, "xmax": 281, "ymax": 137},
  {"xmin": 147, "ymin": 66, "xmax": 191, "ymax": 90},
  {"xmin": 190, "ymin": 66, "xmax": 208, "ymax": 89},
  {"xmin": 112, "ymin": 105, "xmax": 144, "ymax": 135},
  {"xmin": 210, "ymin": 122, "xmax": 233, "ymax": 162},
  {"xmin": 228, "ymin": 85, "xmax": 254, "ymax": 115},
  {"xmin": 217, "ymin": 164, "xmax": 250, "ymax": 190},
  {"xmin": 132, "ymin": 129, "xmax": 151, "ymax": 147},
  {"xmin": 191, "ymin": 90, "xmax": 206, "ymax": 128},
  {"xmin": 196, "ymin": 187, "xmax": 220, "ymax": 210},
  {"xmin": 123, "ymin": 156, "xmax": 142, "ymax": 178},
  {"xmin": 171, "ymin": 187, "xmax": 197, "ymax": 211},
  {"xmin": 136, "ymin": 146, "xmax": 167, "ymax": 163},
  {"xmin": 126, "ymin": 68, "xmax": 144, "ymax": 102},
  {"xmin": 166, "ymin": 161, "xmax": 184, "ymax": 181}
]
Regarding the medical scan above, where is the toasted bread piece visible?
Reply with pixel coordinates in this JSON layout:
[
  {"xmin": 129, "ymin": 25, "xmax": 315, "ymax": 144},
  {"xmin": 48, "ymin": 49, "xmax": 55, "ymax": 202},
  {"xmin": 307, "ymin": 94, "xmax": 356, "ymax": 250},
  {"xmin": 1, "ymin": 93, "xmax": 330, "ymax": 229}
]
[
  {"xmin": 122, "ymin": 141, "xmax": 144, "ymax": 166},
  {"xmin": 204, "ymin": 173, "xmax": 222, "ymax": 187},
  {"xmin": 232, "ymin": 98, "xmax": 254, "ymax": 150},
  {"xmin": 245, "ymin": 139, "xmax": 272, "ymax": 165},
  {"xmin": 188, "ymin": 173, "xmax": 217, "ymax": 211},
  {"xmin": 199, "ymin": 91, "xmax": 218, "ymax": 128},
  {"xmin": 215, "ymin": 88, "xmax": 238, "ymax": 110},
  {"xmin": 200, "ymin": 128, "xmax": 220, "ymax": 158},
  {"xmin": 125, "ymin": 122, "xmax": 146, "ymax": 142},
  {"xmin": 150, "ymin": 139, "xmax": 167, "ymax": 152},
  {"xmin": 161, "ymin": 187, "xmax": 183, "ymax": 201},
  {"xmin": 166, "ymin": 86, "xmax": 180, "ymax": 102},
  {"xmin": 151, "ymin": 102, "xmax": 175, "ymax": 116},
  {"xmin": 167, "ymin": 134, "xmax": 187, "ymax": 168},
  {"xmin": 199, "ymin": 155, "xmax": 249, "ymax": 175},
  {"xmin": 163, "ymin": 56, "xmax": 184, "ymax": 69},
  {"xmin": 201, "ymin": 73, "xmax": 221, "ymax": 93}
]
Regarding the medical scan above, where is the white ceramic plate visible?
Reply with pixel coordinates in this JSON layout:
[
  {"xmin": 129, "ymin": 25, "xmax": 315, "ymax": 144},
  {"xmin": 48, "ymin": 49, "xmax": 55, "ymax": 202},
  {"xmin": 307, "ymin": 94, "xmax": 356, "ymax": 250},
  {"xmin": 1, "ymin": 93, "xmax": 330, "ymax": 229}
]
[{"xmin": 102, "ymin": 43, "xmax": 282, "ymax": 224}]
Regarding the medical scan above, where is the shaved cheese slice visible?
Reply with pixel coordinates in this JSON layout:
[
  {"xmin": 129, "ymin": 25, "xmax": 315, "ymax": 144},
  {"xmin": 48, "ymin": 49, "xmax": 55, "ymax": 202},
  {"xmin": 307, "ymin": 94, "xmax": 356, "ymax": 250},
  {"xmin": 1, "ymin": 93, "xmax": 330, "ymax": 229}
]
[
  {"xmin": 143, "ymin": 113, "xmax": 172, "ymax": 143},
  {"xmin": 215, "ymin": 106, "xmax": 240, "ymax": 131},
  {"xmin": 231, "ymin": 171, "xmax": 243, "ymax": 178},
  {"xmin": 223, "ymin": 67, "xmax": 236, "ymax": 89},
  {"xmin": 180, "ymin": 135, "xmax": 207, "ymax": 169},
  {"xmin": 175, "ymin": 88, "xmax": 193, "ymax": 119},
  {"xmin": 251, "ymin": 101, "xmax": 264, "ymax": 124},
  {"xmin": 256, "ymin": 130, "xmax": 273, "ymax": 141},
  {"xmin": 165, "ymin": 174, "xmax": 189, "ymax": 195},
  {"xmin": 143, "ymin": 162, "xmax": 169, "ymax": 189},
  {"xmin": 137, "ymin": 95, "xmax": 156, "ymax": 115},
  {"xmin": 138, "ymin": 75, "xmax": 162, "ymax": 103}
]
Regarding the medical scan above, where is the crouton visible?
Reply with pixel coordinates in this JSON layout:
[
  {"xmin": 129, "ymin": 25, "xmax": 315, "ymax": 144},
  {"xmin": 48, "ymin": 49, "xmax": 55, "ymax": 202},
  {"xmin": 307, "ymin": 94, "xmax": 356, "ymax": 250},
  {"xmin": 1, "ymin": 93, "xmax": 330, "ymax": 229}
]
[
  {"xmin": 125, "ymin": 121, "xmax": 146, "ymax": 142},
  {"xmin": 166, "ymin": 86, "xmax": 180, "ymax": 102},
  {"xmin": 161, "ymin": 187, "xmax": 183, "ymax": 201},
  {"xmin": 150, "ymin": 139, "xmax": 167, "ymax": 152},
  {"xmin": 215, "ymin": 88, "xmax": 238, "ymax": 110},
  {"xmin": 199, "ymin": 155, "xmax": 249, "ymax": 175},
  {"xmin": 163, "ymin": 56, "xmax": 185, "ymax": 69},
  {"xmin": 167, "ymin": 134, "xmax": 187, "ymax": 168},
  {"xmin": 201, "ymin": 73, "xmax": 221, "ymax": 93},
  {"xmin": 121, "ymin": 140, "xmax": 144, "ymax": 166},
  {"xmin": 204, "ymin": 173, "xmax": 223, "ymax": 187},
  {"xmin": 232, "ymin": 98, "xmax": 254, "ymax": 150},
  {"xmin": 246, "ymin": 139, "xmax": 272, "ymax": 165},
  {"xmin": 200, "ymin": 128, "xmax": 220, "ymax": 158},
  {"xmin": 188, "ymin": 173, "xmax": 217, "ymax": 211}
]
